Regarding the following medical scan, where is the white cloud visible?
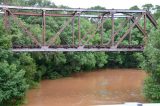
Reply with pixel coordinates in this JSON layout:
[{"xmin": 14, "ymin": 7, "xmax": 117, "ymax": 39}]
[{"xmin": 51, "ymin": 0, "xmax": 160, "ymax": 9}]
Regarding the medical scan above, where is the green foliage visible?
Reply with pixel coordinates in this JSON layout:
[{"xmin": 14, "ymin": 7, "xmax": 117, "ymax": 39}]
[
  {"xmin": 143, "ymin": 76, "xmax": 160, "ymax": 102},
  {"xmin": 154, "ymin": 5, "xmax": 160, "ymax": 20},
  {"xmin": 17, "ymin": 53, "xmax": 37, "ymax": 88},
  {"xmin": 94, "ymin": 52, "xmax": 108, "ymax": 68},
  {"xmin": 142, "ymin": 19, "xmax": 160, "ymax": 102},
  {"xmin": 142, "ymin": 4, "xmax": 154, "ymax": 11},
  {"xmin": 0, "ymin": 61, "xmax": 28, "ymax": 106},
  {"xmin": 130, "ymin": 5, "xmax": 140, "ymax": 10},
  {"xmin": 0, "ymin": 22, "xmax": 28, "ymax": 106}
]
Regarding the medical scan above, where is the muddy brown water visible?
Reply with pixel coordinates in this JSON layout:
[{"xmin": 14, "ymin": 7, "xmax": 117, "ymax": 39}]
[{"xmin": 24, "ymin": 69, "xmax": 147, "ymax": 106}]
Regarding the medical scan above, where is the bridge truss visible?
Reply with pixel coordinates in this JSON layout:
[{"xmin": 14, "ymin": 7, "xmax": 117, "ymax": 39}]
[{"xmin": 0, "ymin": 5, "xmax": 157, "ymax": 52}]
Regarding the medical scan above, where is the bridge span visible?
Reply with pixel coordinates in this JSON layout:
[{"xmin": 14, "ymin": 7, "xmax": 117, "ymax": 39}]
[{"xmin": 0, "ymin": 5, "xmax": 157, "ymax": 52}]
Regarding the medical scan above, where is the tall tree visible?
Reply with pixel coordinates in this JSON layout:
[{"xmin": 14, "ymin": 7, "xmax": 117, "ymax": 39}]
[{"xmin": 142, "ymin": 4, "xmax": 154, "ymax": 11}]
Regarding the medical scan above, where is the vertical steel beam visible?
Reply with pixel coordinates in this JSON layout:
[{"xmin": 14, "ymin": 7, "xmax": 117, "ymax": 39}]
[
  {"xmin": 84, "ymin": 14, "xmax": 110, "ymax": 45},
  {"xmin": 101, "ymin": 16, "xmax": 104, "ymax": 45},
  {"xmin": 111, "ymin": 13, "xmax": 115, "ymax": 46},
  {"xmin": 3, "ymin": 9, "xmax": 9, "ymax": 30},
  {"xmin": 42, "ymin": 10, "xmax": 46, "ymax": 46},
  {"xmin": 115, "ymin": 13, "xmax": 144, "ymax": 48},
  {"xmin": 144, "ymin": 13, "xmax": 147, "ymax": 45},
  {"xmin": 72, "ymin": 16, "xmax": 75, "ymax": 45},
  {"xmin": 48, "ymin": 16, "xmax": 75, "ymax": 46},
  {"xmin": 107, "ymin": 17, "xmax": 133, "ymax": 45},
  {"xmin": 78, "ymin": 13, "xmax": 81, "ymax": 46},
  {"xmin": 129, "ymin": 18, "xmax": 132, "ymax": 45}
]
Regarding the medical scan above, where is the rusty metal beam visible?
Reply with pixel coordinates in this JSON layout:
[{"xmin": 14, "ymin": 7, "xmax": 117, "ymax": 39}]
[
  {"xmin": 146, "ymin": 11, "xmax": 158, "ymax": 28},
  {"xmin": 101, "ymin": 16, "xmax": 104, "ymax": 45},
  {"xmin": 7, "ymin": 9, "xmax": 41, "ymax": 46},
  {"xmin": 114, "ymin": 13, "xmax": 144, "ymax": 48},
  {"xmin": 3, "ymin": 9, "xmax": 9, "ymax": 30},
  {"xmin": 83, "ymin": 14, "xmax": 110, "ymax": 45},
  {"xmin": 47, "ymin": 14, "xmax": 76, "ymax": 46},
  {"xmin": 131, "ymin": 18, "xmax": 146, "ymax": 35},
  {"xmin": 79, "ymin": 14, "xmax": 106, "ymax": 45},
  {"xmin": 144, "ymin": 13, "xmax": 147, "ymax": 44},
  {"xmin": 111, "ymin": 13, "xmax": 115, "ymax": 46},
  {"xmin": 107, "ymin": 17, "xmax": 132, "ymax": 45},
  {"xmin": 11, "ymin": 12, "xmax": 131, "ymax": 18},
  {"xmin": 78, "ymin": 13, "xmax": 81, "ymax": 45},
  {"xmin": 129, "ymin": 19, "xmax": 132, "ymax": 45},
  {"xmin": 42, "ymin": 10, "xmax": 46, "ymax": 46},
  {"xmin": 72, "ymin": 16, "xmax": 75, "ymax": 45}
]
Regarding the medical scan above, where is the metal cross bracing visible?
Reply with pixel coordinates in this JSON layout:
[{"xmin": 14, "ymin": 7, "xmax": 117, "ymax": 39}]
[{"xmin": 0, "ymin": 5, "xmax": 158, "ymax": 52}]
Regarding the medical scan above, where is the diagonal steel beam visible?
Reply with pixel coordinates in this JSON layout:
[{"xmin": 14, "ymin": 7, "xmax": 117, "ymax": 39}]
[
  {"xmin": 79, "ymin": 16, "xmax": 102, "ymax": 45},
  {"xmin": 107, "ymin": 17, "xmax": 133, "ymax": 45},
  {"xmin": 77, "ymin": 12, "xmax": 104, "ymax": 45},
  {"xmin": 47, "ymin": 13, "xmax": 76, "ymax": 46},
  {"xmin": 7, "ymin": 9, "xmax": 41, "ymax": 46},
  {"xmin": 114, "ymin": 13, "xmax": 144, "ymax": 48},
  {"xmin": 83, "ymin": 14, "xmax": 110, "ymax": 45},
  {"xmin": 131, "ymin": 18, "xmax": 146, "ymax": 35}
]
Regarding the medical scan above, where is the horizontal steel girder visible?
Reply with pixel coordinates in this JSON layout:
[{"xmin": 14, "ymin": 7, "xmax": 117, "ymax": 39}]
[
  {"xmin": 12, "ymin": 47, "xmax": 143, "ymax": 52},
  {"xmin": 0, "ymin": 5, "xmax": 146, "ymax": 13},
  {"xmin": 11, "ymin": 12, "xmax": 131, "ymax": 18}
]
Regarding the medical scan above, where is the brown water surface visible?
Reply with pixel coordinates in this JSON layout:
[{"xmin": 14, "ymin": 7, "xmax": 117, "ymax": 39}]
[{"xmin": 24, "ymin": 69, "xmax": 147, "ymax": 106}]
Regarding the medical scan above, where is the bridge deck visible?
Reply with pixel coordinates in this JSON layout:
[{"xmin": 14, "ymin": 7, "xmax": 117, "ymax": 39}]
[{"xmin": 12, "ymin": 45, "xmax": 143, "ymax": 52}]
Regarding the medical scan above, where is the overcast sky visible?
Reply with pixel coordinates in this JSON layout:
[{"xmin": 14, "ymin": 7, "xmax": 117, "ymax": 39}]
[{"xmin": 51, "ymin": 0, "xmax": 160, "ymax": 9}]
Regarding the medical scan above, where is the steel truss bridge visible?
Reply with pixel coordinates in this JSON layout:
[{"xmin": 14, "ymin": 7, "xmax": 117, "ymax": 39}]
[{"xmin": 0, "ymin": 5, "xmax": 157, "ymax": 52}]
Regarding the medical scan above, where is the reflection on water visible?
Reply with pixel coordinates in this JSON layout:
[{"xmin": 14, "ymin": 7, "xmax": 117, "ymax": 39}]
[{"xmin": 24, "ymin": 69, "xmax": 147, "ymax": 106}]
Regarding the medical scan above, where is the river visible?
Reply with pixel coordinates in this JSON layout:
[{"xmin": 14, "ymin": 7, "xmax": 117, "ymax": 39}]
[{"xmin": 24, "ymin": 69, "xmax": 147, "ymax": 106}]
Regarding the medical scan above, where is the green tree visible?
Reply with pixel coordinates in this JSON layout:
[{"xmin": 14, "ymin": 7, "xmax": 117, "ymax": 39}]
[
  {"xmin": 142, "ymin": 4, "xmax": 154, "ymax": 11},
  {"xmin": 142, "ymin": 19, "xmax": 160, "ymax": 102},
  {"xmin": 0, "ymin": 62, "xmax": 28, "ymax": 106},
  {"xmin": 154, "ymin": 5, "xmax": 160, "ymax": 19},
  {"xmin": 130, "ymin": 5, "xmax": 140, "ymax": 10}
]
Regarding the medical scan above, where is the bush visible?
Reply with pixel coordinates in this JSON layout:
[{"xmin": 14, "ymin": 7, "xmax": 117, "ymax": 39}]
[
  {"xmin": 142, "ymin": 19, "xmax": 160, "ymax": 102},
  {"xmin": 0, "ymin": 61, "xmax": 28, "ymax": 106},
  {"xmin": 143, "ymin": 76, "xmax": 160, "ymax": 102}
]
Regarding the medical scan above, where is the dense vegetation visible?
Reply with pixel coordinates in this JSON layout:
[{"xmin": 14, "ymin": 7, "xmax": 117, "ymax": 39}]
[
  {"xmin": 0, "ymin": 0, "xmax": 160, "ymax": 105},
  {"xmin": 142, "ymin": 19, "xmax": 160, "ymax": 102}
]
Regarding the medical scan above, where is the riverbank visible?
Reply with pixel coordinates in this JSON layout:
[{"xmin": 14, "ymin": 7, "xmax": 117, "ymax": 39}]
[{"xmin": 23, "ymin": 69, "xmax": 147, "ymax": 106}]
